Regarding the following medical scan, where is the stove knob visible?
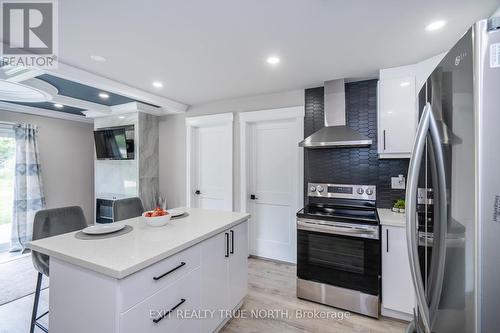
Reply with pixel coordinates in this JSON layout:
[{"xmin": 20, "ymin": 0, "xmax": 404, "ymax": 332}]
[
  {"xmin": 317, "ymin": 185, "xmax": 324, "ymax": 193},
  {"xmin": 357, "ymin": 188, "xmax": 364, "ymax": 195},
  {"xmin": 310, "ymin": 186, "xmax": 317, "ymax": 192},
  {"xmin": 366, "ymin": 188, "xmax": 374, "ymax": 195}
]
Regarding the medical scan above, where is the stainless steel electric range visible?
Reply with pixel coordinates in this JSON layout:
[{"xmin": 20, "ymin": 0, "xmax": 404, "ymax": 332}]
[{"xmin": 296, "ymin": 183, "xmax": 380, "ymax": 318}]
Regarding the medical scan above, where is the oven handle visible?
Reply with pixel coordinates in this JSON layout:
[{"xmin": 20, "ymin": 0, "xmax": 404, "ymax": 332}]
[
  {"xmin": 297, "ymin": 219, "xmax": 378, "ymax": 239},
  {"xmin": 406, "ymin": 102, "xmax": 432, "ymax": 333}
]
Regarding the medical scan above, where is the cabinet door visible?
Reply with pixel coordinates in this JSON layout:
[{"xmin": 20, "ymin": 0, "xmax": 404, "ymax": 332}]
[
  {"xmin": 200, "ymin": 231, "xmax": 229, "ymax": 332},
  {"xmin": 379, "ymin": 76, "xmax": 417, "ymax": 156},
  {"xmin": 382, "ymin": 226, "xmax": 415, "ymax": 314},
  {"xmin": 120, "ymin": 268, "xmax": 201, "ymax": 333},
  {"xmin": 228, "ymin": 221, "xmax": 249, "ymax": 308}
]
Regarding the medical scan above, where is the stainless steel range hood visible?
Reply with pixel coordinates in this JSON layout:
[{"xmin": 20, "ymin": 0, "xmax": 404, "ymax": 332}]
[{"xmin": 299, "ymin": 79, "xmax": 372, "ymax": 148}]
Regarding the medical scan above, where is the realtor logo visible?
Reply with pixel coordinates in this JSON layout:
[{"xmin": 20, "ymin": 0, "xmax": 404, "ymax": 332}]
[{"xmin": 1, "ymin": 0, "xmax": 58, "ymax": 68}]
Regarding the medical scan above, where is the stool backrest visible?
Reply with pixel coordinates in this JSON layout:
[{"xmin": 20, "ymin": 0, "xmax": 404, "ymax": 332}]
[
  {"xmin": 113, "ymin": 197, "xmax": 144, "ymax": 222},
  {"xmin": 32, "ymin": 206, "xmax": 87, "ymax": 276}
]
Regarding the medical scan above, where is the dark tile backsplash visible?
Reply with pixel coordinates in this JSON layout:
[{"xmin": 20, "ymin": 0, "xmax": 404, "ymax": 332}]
[{"xmin": 304, "ymin": 80, "xmax": 409, "ymax": 208}]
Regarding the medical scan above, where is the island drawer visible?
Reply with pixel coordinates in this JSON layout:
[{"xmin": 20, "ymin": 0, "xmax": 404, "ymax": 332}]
[
  {"xmin": 120, "ymin": 267, "xmax": 201, "ymax": 333},
  {"xmin": 118, "ymin": 244, "xmax": 201, "ymax": 311}
]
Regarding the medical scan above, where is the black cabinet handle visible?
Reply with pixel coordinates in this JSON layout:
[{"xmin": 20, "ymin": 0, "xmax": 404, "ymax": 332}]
[
  {"xmin": 225, "ymin": 232, "xmax": 229, "ymax": 257},
  {"xmin": 195, "ymin": 190, "xmax": 201, "ymax": 195},
  {"xmin": 383, "ymin": 130, "xmax": 386, "ymax": 150},
  {"xmin": 153, "ymin": 262, "xmax": 186, "ymax": 281},
  {"xmin": 152, "ymin": 298, "xmax": 186, "ymax": 324},
  {"xmin": 230, "ymin": 230, "xmax": 234, "ymax": 254},
  {"xmin": 250, "ymin": 194, "xmax": 258, "ymax": 200},
  {"xmin": 386, "ymin": 229, "xmax": 389, "ymax": 252}
]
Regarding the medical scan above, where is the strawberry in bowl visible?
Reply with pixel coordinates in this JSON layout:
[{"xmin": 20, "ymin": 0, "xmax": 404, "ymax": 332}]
[{"xmin": 142, "ymin": 207, "xmax": 171, "ymax": 227}]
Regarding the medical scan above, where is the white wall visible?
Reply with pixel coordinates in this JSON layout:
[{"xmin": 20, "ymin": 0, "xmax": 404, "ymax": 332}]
[
  {"xmin": 0, "ymin": 110, "xmax": 95, "ymax": 223},
  {"xmin": 379, "ymin": 52, "xmax": 446, "ymax": 92},
  {"xmin": 158, "ymin": 89, "xmax": 304, "ymax": 211}
]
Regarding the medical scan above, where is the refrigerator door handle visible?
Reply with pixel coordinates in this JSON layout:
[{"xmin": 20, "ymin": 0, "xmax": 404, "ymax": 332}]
[
  {"xmin": 406, "ymin": 102, "xmax": 432, "ymax": 333},
  {"xmin": 427, "ymin": 108, "xmax": 448, "ymax": 326}
]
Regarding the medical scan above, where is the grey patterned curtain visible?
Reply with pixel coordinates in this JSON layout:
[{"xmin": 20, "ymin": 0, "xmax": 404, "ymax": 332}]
[{"xmin": 10, "ymin": 124, "xmax": 46, "ymax": 252}]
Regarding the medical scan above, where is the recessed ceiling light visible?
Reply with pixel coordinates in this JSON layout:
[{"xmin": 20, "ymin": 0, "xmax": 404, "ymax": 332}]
[
  {"xmin": 90, "ymin": 54, "xmax": 106, "ymax": 62},
  {"xmin": 426, "ymin": 20, "xmax": 446, "ymax": 32},
  {"xmin": 152, "ymin": 81, "xmax": 163, "ymax": 88},
  {"xmin": 53, "ymin": 103, "xmax": 63, "ymax": 108},
  {"xmin": 119, "ymin": 116, "xmax": 125, "ymax": 119},
  {"xmin": 266, "ymin": 56, "xmax": 280, "ymax": 65},
  {"xmin": 99, "ymin": 92, "xmax": 110, "ymax": 99},
  {"xmin": 400, "ymin": 81, "xmax": 410, "ymax": 87}
]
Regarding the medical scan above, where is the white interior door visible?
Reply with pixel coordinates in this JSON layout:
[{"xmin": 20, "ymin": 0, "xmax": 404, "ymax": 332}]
[
  {"xmin": 246, "ymin": 117, "xmax": 301, "ymax": 263},
  {"xmin": 187, "ymin": 114, "xmax": 233, "ymax": 211}
]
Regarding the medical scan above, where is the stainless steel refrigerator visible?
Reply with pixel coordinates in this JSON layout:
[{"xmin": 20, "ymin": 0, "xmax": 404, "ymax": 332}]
[{"xmin": 405, "ymin": 17, "xmax": 500, "ymax": 333}]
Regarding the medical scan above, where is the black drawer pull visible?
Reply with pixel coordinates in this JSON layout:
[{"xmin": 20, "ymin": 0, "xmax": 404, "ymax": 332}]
[
  {"xmin": 225, "ymin": 232, "xmax": 229, "ymax": 257},
  {"xmin": 152, "ymin": 298, "xmax": 186, "ymax": 324},
  {"xmin": 230, "ymin": 230, "xmax": 234, "ymax": 254},
  {"xmin": 153, "ymin": 262, "xmax": 186, "ymax": 281},
  {"xmin": 386, "ymin": 229, "xmax": 389, "ymax": 252}
]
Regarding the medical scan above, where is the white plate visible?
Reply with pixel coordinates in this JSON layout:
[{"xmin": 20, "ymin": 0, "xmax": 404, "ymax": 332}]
[
  {"xmin": 82, "ymin": 223, "xmax": 125, "ymax": 235},
  {"xmin": 167, "ymin": 209, "xmax": 185, "ymax": 217}
]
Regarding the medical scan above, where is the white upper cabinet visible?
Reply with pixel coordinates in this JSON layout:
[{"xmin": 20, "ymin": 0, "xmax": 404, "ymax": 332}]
[
  {"xmin": 377, "ymin": 53, "xmax": 445, "ymax": 159},
  {"xmin": 378, "ymin": 73, "xmax": 417, "ymax": 158}
]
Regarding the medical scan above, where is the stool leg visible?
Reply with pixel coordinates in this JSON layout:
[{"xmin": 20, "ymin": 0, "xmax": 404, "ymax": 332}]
[{"xmin": 30, "ymin": 272, "xmax": 43, "ymax": 333}]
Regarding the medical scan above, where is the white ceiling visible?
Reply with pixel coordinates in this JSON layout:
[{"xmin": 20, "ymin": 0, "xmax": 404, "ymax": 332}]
[{"xmin": 59, "ymin": 0, "xmax": 499, "ymax": 105}]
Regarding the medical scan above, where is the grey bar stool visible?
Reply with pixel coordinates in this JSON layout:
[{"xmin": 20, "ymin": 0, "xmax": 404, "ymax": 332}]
[
  {"xmin": 112, "ymin": 197, "xmax": 144, "ymax": 222},
  {"xmin": 30, "ymin": 206, "xmax": 87, "ymax": 333}
]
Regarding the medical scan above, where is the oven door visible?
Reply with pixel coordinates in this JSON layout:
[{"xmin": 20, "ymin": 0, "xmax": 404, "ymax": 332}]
[{"xmin": 297, "ymin": 219, "xmax": 381, "ymax": 296}]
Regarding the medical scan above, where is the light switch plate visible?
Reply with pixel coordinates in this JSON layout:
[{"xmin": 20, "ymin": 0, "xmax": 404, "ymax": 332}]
[{"xmin": 391, "ymin": 176, "xmax": 406, "ymax": 189}]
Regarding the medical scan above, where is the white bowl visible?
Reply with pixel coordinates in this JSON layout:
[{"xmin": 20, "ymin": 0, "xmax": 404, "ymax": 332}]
[{"xmin": 142, "ymin": 212, "xmax": 171, "ymax": 227}]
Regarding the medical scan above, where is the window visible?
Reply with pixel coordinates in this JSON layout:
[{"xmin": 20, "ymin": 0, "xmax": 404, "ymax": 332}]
[{"xmin": 0, "ymin": 126, "xmax": 15, "ymax": 251}]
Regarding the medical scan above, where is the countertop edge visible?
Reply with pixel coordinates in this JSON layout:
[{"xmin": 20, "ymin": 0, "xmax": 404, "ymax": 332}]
[
  {"xmin": 379, "ymin": 220, "xmax": 407, "ymax": 228},
  {"xmin": 377, "ymin": 208, "xmax": 406, "ymax": 228},
  {"xmin": 27, "ymin": 214, "xmax": 250, "ymax": 279}
]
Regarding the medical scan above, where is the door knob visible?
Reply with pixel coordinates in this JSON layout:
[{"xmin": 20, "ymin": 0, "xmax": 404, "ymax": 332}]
[
  {"xmin": 195, "ymin": 190, "xmax": 201, "ymax": 195},
  {"xmin": 250, "ymin": 194, "xmax": 258, "ymax": 200}
]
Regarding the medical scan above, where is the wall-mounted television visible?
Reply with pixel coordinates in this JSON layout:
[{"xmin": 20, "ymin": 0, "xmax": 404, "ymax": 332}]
[{"xmin": 94, "ymin": 125, "xmax": 134, "ymax": 160}]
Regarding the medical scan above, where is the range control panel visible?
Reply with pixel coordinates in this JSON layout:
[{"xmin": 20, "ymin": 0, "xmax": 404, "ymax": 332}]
[{"xmin": 308, "ymin": 183, "xmax": 376, "ymax": 201}]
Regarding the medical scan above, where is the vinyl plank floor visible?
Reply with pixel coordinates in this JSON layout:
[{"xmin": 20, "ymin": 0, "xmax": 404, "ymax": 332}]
[
  {"xmin": 220, "ymin": 257, "xmax": 407, "ymax": 333},
  {"xmin": 0, "ymin": 257, "xmax": 407, "ymax": 333},
  {"xmin": 0, "ymin": 288, "xmax": 49, "ymax": 333}
]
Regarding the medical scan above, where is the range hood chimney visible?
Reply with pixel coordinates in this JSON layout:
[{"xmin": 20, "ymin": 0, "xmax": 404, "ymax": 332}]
[{"xmin": 299, "ymin": 79, "xmax": 372, "ymax": 148}]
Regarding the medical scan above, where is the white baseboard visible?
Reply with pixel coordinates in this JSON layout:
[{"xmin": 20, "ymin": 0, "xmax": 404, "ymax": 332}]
[{"xmin": 381, "ymin": 305, "xmax": 413, "ymax": 321}]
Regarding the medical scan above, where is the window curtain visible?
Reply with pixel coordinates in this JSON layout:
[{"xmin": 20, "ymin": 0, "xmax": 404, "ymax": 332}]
[{"xmin": 10, "ymin": 124, "xmax": 45, "ymax": 252}]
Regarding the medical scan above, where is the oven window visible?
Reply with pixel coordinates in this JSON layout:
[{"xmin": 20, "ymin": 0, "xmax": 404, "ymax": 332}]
[
  {"xmin": 297, "ymin": 229, "xmax": 380, "ymax": 295},
  {"xmin": 308, "ymin": 234, "xmax": 365, "ymax": 274}
]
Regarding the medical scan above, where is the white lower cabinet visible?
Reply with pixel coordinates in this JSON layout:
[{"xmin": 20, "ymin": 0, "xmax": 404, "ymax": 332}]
[
  {"xmin": 120, "ymin": 267, "xmax": 201, "ymax": 333},
  {"xmin": 381, "ymin": 225, "xmax": 415, "ymax": 319},
  {"xmin": 201, "ymin": 220, "xmax": 248, "ymax": 332},
  {"xmin": 201, "ymin": 230, "xmax": 231, "ymax": 331},
  {"xmin": 116, "ymin": 220, "xmax": 248, "ymax": 333},
  {"xmin": 228, "ymin": 221, "xmax": 248, "ymax": 307}
]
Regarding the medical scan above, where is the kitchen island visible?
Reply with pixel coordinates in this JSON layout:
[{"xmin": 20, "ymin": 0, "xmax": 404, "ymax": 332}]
[{"xmin": 28, "ymin": 208, "xmax": 250, "ymax": 333}]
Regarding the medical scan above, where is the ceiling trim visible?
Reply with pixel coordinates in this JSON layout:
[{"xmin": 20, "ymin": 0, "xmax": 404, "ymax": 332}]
[
  {"xmin": 0, "ymin": 101, "xmax": 93, "ymax": 123},
  {"xmin": 111, "ymin": 102, "xmax": 164, "ymax": 116},
  {"xmin": 0, "ymin": 65, "xmax": 44, "ymax": 83},
  {"xmin": 51, "ymin": 94, "xmax": 112, "ymax": 114},
  {"xmin": 46, "ymin": 62, "xmax": 189, "ymax": 114}
]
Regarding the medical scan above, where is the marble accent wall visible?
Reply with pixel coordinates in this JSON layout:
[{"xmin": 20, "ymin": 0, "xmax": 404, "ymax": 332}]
[
  {"xmin": 94, "ymin": 112, "xmax": 159, "ymax": 211},
  {"xmin": 138, "ymin": 113, "xmax": 159, "ymax": 210},
  {"xmin": 94, "ymin": 113, "xmax": 139, "ymax": 199}
]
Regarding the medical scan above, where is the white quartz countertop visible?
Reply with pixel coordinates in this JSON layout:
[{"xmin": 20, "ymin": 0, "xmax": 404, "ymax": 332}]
[
  {"xmin": 377, "ymin": 208, "xmax": 406, "ymax": 227},
  {"xmin": 27, "ymin": 208, "xmax": 250, "ymax": 279}
]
